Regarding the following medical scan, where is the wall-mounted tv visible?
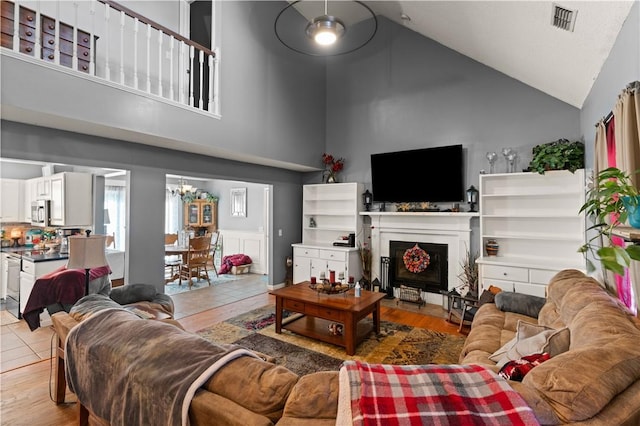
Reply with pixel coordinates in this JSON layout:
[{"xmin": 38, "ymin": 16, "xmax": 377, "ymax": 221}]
[{"xmin": 370, "ymin": 144, "xmax": 464, "ymax": 203}]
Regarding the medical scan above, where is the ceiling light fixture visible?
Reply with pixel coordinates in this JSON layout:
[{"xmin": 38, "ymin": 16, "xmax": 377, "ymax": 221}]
[
  {"xmin": 170, "ymin": 177, "xmax": 198, "ymax": 198},
  {"xmin": 307, "ymin": 15, "xmax": 345, "ymax": 46},
  {"xmin": 305, "ymin": 0, "xmax": 344, "ymax": 46},
  {"xmin": 275, "ymin": 0, "xmax": 377, "ymax": 57}
]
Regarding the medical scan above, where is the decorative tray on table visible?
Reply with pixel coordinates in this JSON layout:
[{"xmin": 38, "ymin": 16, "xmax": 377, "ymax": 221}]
[{"xmin": 309, "ymin": 280, "xmax": 350, "ymax": 295}]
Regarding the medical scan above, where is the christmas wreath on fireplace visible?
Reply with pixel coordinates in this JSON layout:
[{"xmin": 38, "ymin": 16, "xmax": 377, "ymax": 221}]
[{"xmin": 403, "ymin": 244, "xmax": 430, "ymax": 274}]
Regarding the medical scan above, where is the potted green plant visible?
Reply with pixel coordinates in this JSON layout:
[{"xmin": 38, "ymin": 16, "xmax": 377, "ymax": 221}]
[
  {"xmin": 529, "ymin": 139, "xmax": 584, "ymax": 174},
  {"xmin": 579, "ymin": 167, "xmax": 640, "ymax": 275}
]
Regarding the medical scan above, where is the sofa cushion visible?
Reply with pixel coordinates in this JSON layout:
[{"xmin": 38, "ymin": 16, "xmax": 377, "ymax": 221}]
[
  {"xmin": 495, "ymin": 291, "xmax": 546, "ymax": 318},
  {"xmin": 281, "ymin": 371, "xmax": 339, "ymax": 421},
  {"xmin": 109, "ymin": 283, "xmax": 158, "ymax": 305},
  {"xmin": 489, "ymin": 320, "xmax": 570, "ymax": 368},
  {"xmin": 204, "ymin": 356, "xmax": 298, "ymax": 422}
]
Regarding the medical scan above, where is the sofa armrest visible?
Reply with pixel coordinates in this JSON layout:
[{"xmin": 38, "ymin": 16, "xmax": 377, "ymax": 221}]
[{"xmin": 50, "ymin": 311, "xmax": 80, "ymax": 343}]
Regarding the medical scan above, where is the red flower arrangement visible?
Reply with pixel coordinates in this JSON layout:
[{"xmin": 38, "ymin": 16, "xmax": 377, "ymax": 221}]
[{"xmin": 322, "ymin": 153, "xmax": 345, "ymax": 183}]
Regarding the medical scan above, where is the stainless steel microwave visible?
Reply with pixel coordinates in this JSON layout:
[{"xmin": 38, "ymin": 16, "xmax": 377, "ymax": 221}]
[{"xmin": 31, "ymin": 200, "xmax": 51, "ymax": 226}]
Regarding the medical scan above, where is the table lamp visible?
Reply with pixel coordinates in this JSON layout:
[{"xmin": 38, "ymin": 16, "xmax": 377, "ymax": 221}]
[{"xmin": 67, "ymin": 233, "xmax": 108, "ymax": 295}]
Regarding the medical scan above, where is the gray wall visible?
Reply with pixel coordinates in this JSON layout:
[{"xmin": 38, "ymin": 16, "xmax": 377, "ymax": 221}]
[
  {"xmin": 580, "ymin": 1, "xmax": 640, "ymax": 169},
  {"xmin": 209, "ymin": 180, "xmax": 267, "ymax": 232},
  {"xmin": 317, "ymin": 16, "xmax": 581, "ymax": 193},
  {"xmin": 0, "ymin": 2, "xmax": 327, "ymax": 170},
  {"xmin": 1, "ymin": 120, "xmax": 302, "ymax": 288}
]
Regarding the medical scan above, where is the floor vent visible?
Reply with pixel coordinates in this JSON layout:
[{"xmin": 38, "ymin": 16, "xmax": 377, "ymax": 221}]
[{"xmin": 552, "ymin": 4, "xmax": 577, "ymax": 32}]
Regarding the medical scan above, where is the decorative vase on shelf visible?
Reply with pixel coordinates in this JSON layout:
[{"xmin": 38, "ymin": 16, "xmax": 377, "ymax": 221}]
[
  {"xmin": 325, "ymin": 173, "xmax": 337, "ymax": 183},
  {"xmin": 485, "ymin": 239, "xmax": 499, "ymax": 256},
  {"xmin": 621, "ymin": 196, "xmax": 640, "ymax": 229}
]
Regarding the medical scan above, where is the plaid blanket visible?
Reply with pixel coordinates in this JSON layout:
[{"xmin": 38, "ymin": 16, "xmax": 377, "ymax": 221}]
[{"xmin": 343, "ymin": 361, "xmax": 540, "ymax": 426}]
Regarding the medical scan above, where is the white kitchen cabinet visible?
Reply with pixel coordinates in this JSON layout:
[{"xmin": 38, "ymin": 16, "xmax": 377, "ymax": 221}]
[
  {"xmin": 19, "ymin": 258, "xmax": 68, "ymax": 315},
  {"xmin": 29, "ymin": 176, "xmax": 52, "ymax": 200},
  {"xmin": 477, "ymin": 170, "xmax": 586, "ymax": 297},
  {"xmin": 0, "ymin": 179, "xmax": 24, "ymax": 222},
  {"xmin": 23, "ymin": 179, "xmax": 32, "ymax": 222},
  {"xmin": 49, "ymin": 172, "xmax": 93, "ymax": 226}
]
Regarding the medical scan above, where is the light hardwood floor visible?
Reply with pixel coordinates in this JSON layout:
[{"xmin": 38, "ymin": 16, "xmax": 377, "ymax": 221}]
[{"xmin": 0, "ymin": 283, "xmax": 463, "ymax": 426}]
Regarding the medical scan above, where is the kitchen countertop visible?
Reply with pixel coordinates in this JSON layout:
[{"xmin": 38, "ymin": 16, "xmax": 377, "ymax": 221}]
[{"xmin": 1, "ymin": 247, "xmax": 69, "ymax": 262}]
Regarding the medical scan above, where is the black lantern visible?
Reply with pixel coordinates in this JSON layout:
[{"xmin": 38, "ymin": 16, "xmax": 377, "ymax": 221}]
[
  {"xmin": 363, "ymin": 189, "xmax": 373, "ymax": 211},
  {"xmin": 466, "ymin": 185, "xmax": 479, "ymax": 212}
]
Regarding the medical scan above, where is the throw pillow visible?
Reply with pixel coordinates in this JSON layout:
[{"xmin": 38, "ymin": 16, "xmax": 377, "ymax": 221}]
[
  {"xmin": 499, "ymin": 353, "xmax": 551, "ymax": 382},
  {"xmin": 495, "ymin": 291, "xmax": 546, "ymax": 318},
  {"xmin": 478, "ymin": 290, "xmax": 496, "ymax": 306},
  {"xmin": 489, "ymin": 320, "xmax": 570, "ymax": 368},
  {"xmin": 488, "ymin": 285, "xmax": 503, "ymax": 295}
]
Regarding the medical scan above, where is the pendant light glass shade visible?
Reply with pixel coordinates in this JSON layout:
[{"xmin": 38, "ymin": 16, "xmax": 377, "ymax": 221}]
[
  {"xmin": 275, "ymin": 0, "xmax": 377, "ymax": 56},
  {"xmin": 306, "ymin": 15, "xmax": 345, "ymax": 45}
]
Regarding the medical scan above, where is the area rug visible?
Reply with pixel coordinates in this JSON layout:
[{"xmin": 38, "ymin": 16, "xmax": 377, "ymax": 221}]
[
  {"xmin": 196, "ymin": 305, "xmax": 466, "ymax": 376},
  {"xmin": 164, "ymin": 272, "xmax": 244, "ymax": 295}
]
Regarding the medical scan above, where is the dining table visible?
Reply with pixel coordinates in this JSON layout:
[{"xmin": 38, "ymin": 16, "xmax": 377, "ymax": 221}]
[{"xmin": 164, "ymin": 245, "xmax": 189, "ymax": 283}]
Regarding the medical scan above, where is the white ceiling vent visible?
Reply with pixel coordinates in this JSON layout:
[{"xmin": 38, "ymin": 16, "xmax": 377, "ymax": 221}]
[{"xmin": 552, "ymin": 4, "xmax": 577, "ymax": 32}]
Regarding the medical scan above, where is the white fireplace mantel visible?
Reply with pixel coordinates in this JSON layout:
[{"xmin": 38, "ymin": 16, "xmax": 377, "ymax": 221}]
[{"xmin": 362, "ymin": 212, "xmax": 478, "ymax": 305}]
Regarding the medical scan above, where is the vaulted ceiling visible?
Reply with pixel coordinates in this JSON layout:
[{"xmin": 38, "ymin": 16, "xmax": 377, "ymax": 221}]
[{"xmin": 365, "ymin": 1, "xmax": 635, "ymax": 108}]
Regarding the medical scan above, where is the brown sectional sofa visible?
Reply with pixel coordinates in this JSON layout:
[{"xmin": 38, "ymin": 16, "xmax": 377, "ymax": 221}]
[
  {"xmin": 460, "ymin": 269, "xmax": 640, "ymax": 425},
  {"xmin": 51, "ymin": 298, "xmax": 339, "ymax": 426},
  {"xmin": 52, "ymin": 270, "xmax": 640, "ymax": 425}
]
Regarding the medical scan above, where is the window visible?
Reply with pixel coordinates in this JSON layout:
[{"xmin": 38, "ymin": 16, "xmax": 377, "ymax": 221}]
[{"xmin": 104, "ymin": 183, "xmax": 126, "ymax": 251}]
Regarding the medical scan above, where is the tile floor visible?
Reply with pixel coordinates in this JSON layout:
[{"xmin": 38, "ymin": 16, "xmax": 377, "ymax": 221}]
[{"xmin": 0, "ymin": 273, "xmax": 268, "ymax": 373}]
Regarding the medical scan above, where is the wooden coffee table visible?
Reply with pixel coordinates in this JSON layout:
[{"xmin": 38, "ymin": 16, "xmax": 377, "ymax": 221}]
[{"xmin": 269, "ymin": 282, "xmax": 385, "ymax": 355}]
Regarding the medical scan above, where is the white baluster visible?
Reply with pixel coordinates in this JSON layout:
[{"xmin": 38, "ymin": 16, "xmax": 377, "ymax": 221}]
[
  {"xmin": 119, "ymin": 10, "xmax": 125, "ymax": 84},
  {"xmin": 12, "ymin": 0, "xmax": 19, "ymax": 51},
  {"xmin": 198, "ymin": 49, "xmax": 204, "ymax": 109},
  {"xmin": 213, "ymin": 48, "xmax": 220, "ymax": 115},
  {"xmin": 189, "ymin": 45, "xmax": 194, "ymax": 107},
  {"xmin": 178, "ymin": 42, "xmax": 185, "ymax": 105},
  {"xmin": 157, "ymin": 30, "xmax": 163, "ymax": 97},
  {"xmin": 89, "ymin": 1, "xmax": 95, "ymax": 76},
  {"xmin": 104, "ymin": 3, "xmax": 110, "ymax": 81},
  {"xmin": 169, "ymin": 36, "xmax": 175, "ymax": 101},
  {"xmin": 207, "ymin": 54, "xmax": 214, "ymax": 112},
  {"xmin": 146, "ymin": 23, "xmax": 151, "ymax": 93},
  {"xmin": 72, "ymin": 2, "xmax": 78, "ymax": 71},
  {"xmin": 133, "ymin": 17, "xmax": 139, "ymax": 89}
]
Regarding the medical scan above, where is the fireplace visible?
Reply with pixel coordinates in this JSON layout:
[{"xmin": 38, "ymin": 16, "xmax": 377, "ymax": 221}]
[{"xmin": 389, "ymin": 241, "xmax": 448, "ymax": 293}]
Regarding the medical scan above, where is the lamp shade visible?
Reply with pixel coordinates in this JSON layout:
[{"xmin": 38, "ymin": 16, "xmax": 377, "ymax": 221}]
[{"xmin": 67, "ymin": 235, "xmax": 109, "ymax": 270}]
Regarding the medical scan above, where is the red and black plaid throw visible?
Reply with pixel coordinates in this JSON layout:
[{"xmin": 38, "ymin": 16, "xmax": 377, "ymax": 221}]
[{"xmin": 344, "ymin": 361, "xmax": 540, "ymax": 426}]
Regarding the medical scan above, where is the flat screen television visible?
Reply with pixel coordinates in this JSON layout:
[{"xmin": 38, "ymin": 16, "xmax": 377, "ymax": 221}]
[{"xmin": 370, "ymin": 144, "xmax": 464, "ymax": 203}]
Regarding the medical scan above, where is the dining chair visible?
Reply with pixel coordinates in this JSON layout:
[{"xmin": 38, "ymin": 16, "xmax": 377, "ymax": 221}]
[
  {"xmin": 105, "ymin": 233, "xmax": 115, "ymax": 249},
  {"xmin": 178, "ymin": 235, "xmax": 212, "ymax": 288},
  {"xmin": 164, "ymin": 233, "xmax": 181, "ymax": 283}
]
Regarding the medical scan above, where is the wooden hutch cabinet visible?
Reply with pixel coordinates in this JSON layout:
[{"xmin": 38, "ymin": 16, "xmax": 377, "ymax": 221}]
[
  {"xmin": 1, "ymin": 0, "xmax": 92, "ymax": 73},
  {"xmin": 184, "ymin": 200, "xmax": 217, "ymax": 229}
]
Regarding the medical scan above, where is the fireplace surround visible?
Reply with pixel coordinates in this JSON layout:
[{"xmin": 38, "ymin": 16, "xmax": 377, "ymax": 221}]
[{"xmin": 364, "ymin": 212, "xmax": 478, "ymax": 305}]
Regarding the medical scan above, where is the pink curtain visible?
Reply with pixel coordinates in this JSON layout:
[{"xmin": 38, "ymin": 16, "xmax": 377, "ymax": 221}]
[{"xmin": 605, "ymin": 118, "xmax": 634, "ymax": 310}]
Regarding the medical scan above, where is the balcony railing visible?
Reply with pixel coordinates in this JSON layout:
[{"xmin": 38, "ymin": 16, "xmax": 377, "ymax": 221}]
[{"xmin": 0, "ymin": 0, "xmax": 219, "ymax": 115}]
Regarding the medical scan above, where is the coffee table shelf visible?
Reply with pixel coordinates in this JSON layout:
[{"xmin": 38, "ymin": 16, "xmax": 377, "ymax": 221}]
[
  {"xmin": 282, "ymin": 315, "xmax": 376, "ymax": 349},
  {"xmin": 270, "ymin": 282, "xmax": 384, "ymax": 355}
]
